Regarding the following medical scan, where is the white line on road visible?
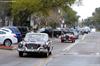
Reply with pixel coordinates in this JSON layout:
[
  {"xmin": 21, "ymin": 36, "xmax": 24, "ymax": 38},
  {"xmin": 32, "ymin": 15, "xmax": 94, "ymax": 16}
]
[
  {"xmin": 35, "ymin": 35, "xmax": 87, "ymax": 66},
  {"xmin": 63, "ymin": 34, "xmax": 86, "ymax": 52},
  {"xmin": 62, "ymin": 40, "xmax": 80, "ymax": 51},
  {"xmin": 82, "ymin": 34, "xmax": 86, "ymax": 40},
  {"xmin": 96, "ymin": 53, "xmax": 100, "ymax": 56}
]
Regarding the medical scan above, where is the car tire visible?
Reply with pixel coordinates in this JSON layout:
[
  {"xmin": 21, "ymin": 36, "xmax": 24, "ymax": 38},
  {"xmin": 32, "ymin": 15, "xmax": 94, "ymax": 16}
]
[
  {"xmin": 81, "ymin": 33, "xmax": 84, "ymax": 35},
  {"xmin": 49, "ymin": 51, "xmax": 52, "ymax": 55},
  {"xmin": 76, "ymin": 37, "xmax": 79, "ymax": 39},
  {"xmin": 72, "ymin": 40, "xmax": 75, "ymax": 43},
  {"xmin": 45, "ymin": 52, "xmax": 49, "ymax": 57},
  {"xmin": 61, "ymin": 40, "xmax": 64, "ymax": 43},
  {"xmin": 19, "ymin": 52, "xmax": 23, "ymax": 57},
  {"xmin": 4, "ymin": 39, "xmax": 12, "ymax": 46}
]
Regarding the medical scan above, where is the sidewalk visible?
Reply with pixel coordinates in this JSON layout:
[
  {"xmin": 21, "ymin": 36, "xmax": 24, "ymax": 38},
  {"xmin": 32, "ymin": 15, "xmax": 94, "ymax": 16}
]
[{"xmin": 0, "ymin": 44, "xmax": 18, "ymax": 50}]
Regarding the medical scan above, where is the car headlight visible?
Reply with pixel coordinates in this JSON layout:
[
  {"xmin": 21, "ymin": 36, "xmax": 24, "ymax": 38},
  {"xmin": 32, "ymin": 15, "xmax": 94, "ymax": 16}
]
[
  {"xmin": 18, "ymin": 43, "xmax": 23, "ymax": 48},
  {"xmin": 43, "ymin": 44, "xmax": 48, "ymax": 49}
]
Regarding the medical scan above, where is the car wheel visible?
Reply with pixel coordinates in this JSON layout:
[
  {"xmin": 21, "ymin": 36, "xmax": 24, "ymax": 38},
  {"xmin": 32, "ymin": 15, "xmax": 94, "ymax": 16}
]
[
  {"xmin": 49, "ymin": 51, "xmax": 52, "ymax": 55},
  {"xmin": 4, "ymin": 39, "xmax": 12, "ymax": 46},
  {"xmin": 72, "ymin": 40, "xmax": 75, "ymax": 43},
  {"xmin": 19, "ymin": 52, "xmax": 23, "ymax": 57},
  {"xmin": 44, "ymin": 52, "xmax": 49, "ymax": 57},
  {"xmin": 81, "ymin": 33, "xmax": 84, "ymax": 35},
  {"xmin": 61, "ymin": 40, "xmax": 64, "ymax": 43}
]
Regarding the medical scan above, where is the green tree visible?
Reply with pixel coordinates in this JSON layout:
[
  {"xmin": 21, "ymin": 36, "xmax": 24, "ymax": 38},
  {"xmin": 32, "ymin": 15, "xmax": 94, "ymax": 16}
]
[
  {"xmin": 63, "ymin": 7, "xmax": 79, "ymax": 26},
  {"xmin": 87, "ymin": 7, "xmax": 100, "ymax": 30},
  {"xmin": 11, "ymin": 0, "xmax": 79, "ymax": 27},
  {"xmin": 92, "ymin": 8, "xmax": 100, "ymax": 23}
]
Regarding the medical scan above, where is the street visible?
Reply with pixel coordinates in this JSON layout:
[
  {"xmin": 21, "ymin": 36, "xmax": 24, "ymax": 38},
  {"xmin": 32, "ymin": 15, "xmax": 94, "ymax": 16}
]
[
  {"xmin": 0, "ymin": 34, "xmax": 77, "ymax": 66},
  {"xmin": 0, "ymin": 0, "xmax": 100, "ymax": 66},
  {"xmin": 0, "ymin": 32, "xmax": 99, "ymax": 66},
  {"xmin": 47, "ymin": 32, "xmax": 100, "ymax": 66}
]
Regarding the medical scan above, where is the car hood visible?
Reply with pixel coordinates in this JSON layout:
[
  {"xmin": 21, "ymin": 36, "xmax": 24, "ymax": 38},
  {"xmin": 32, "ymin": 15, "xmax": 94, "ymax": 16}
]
[{"xmin": 21, "ymin": 41, "xmax": 46, "ymax": 45}]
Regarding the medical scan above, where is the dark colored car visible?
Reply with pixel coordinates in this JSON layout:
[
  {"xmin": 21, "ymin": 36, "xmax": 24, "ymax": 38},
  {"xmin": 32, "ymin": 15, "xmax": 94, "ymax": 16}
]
[
  {"xmin": 52, "ymin": 29, "xmax": 67, "ymax": 38},
  {"xmin": 60, "ymin": 32, "xmax": 76, "ymax": 43},
  {"xmin": 41, "ymin": 28, "xmax": 53, "ymax": 37},
  {"xmin": 17, "ymin": 26, "xmax": 29, "ymax": 38}
]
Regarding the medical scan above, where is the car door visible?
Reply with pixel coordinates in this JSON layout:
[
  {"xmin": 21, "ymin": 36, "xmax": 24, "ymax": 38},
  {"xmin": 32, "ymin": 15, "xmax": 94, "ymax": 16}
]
[{"xmin": 0, "ymin": 31, "xmax": 6, "ymax": 44}]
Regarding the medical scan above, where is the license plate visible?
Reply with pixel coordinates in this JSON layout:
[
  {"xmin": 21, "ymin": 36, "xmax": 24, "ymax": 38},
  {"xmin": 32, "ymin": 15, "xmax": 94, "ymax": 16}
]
[{"xmin": 31, "ymin": 47, "xmax": 37, "ymax": 51}]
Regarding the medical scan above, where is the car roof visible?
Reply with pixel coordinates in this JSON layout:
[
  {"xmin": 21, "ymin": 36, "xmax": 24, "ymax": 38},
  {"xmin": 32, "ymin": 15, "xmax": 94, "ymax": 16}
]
[
  {"xmin": 27, "ymin": 32, "xmax": 48, "ymax": 35},
  {"xmin": 26, "ymin": 32, "xmax": 48, "ymax": 36},
  {"xmin": 1, "ymin": 26, "xmax": 21, "ymax": 33},
  {"xmin": 0, "ymin": 29, "xmax": 12, "ymax": 33},
  {"xmin": 0, "ymin": 28, "xmax": 12, "ymax": 32}
]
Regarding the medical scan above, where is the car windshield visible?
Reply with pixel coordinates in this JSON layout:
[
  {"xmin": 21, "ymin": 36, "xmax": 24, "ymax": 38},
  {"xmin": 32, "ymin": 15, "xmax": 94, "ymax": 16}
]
[
  {"xmin": 24, "ymin": 33, "xmax": 48, "ymax": 42},
  {"xmin": 66, "ymin": 32, "xmax": 74, "ymax": 35},
  {"xmin": 9, "ymin": 27, "xmax": 20, "ymax": 34}
]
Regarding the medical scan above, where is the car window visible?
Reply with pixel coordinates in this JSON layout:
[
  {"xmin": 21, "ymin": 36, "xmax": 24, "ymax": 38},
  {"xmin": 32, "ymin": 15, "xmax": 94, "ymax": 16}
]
[
  {"xmin": 1, "ymin": 29, "xmax": 9, "ymax": 32},
  {"xmin": 18, "ymin": 27, "xmax": 28, "ymax": 33},
  {"xmin": 9, "ymin": 28, "xmax": 20, "ymax": 33},
  {"xmin": 0, "ymin": 31, "xmax": 6, "ymax": 34}
]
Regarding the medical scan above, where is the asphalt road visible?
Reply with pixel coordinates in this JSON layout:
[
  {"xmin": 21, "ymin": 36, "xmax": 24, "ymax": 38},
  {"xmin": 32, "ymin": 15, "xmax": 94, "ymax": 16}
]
[
  {"xmin": 0, "ymin": 35, "xmax": 82, "ymax": 66},
  {"xmin": 0, "ymin": 32, "xmax": 98, "ymax": 66},
  {"xmin": 47, "ymin": 32, "xmax": 100, "ymax": 66}
]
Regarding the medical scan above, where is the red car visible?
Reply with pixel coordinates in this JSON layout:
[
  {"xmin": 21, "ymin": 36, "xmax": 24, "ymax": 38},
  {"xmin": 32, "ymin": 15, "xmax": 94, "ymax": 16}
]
[{"xmin": 60, "ymin": 32, "xmax": 76, "ymax": 43}]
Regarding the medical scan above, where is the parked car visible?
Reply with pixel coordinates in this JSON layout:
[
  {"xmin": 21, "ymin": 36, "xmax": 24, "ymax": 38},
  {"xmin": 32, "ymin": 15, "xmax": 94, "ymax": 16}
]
[
  {"xmin": 16, "ymin": 26, "xmax": 29, "ymax": 38},
  {"xmin": 18, "ymin": 32, "xmax": 53, "ymax": 57},
  {"xmin": 38, "ymin": 27, "xmax": 53, "ymax": 37},
  {"xmin": 0, "ymin": 26, "xmax": 22, "ymax": 42},
  {"xmin": 60, "ymin": 32, "xmax": 76, "ymax": 43},
  {"xmin": 52, "ymin": 29, "xmax": 67, "ymax": 38},
  {"xmin": 91, "ymin": 28, "xmax": 96, "ymax": 32},
  {"xmin": 0, "ymin": 30, "xmax": 18, "ymax": 46},
  {"xmin": 80, "ymin": 26, "xmax": 91, "ymax": 34}
]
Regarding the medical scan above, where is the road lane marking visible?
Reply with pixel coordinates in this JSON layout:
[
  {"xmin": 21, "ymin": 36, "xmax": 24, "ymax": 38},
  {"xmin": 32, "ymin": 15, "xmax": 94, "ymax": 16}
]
[
  {"xmin": 40, "ymin": 35, "xmax": 87, "ymax": 66},
  {"xmin": 63, "ymin": 34, "xmax": 86, "ymax": 52},
  {"xmin": 35, "ymin": 35, "xmax": 87, "ymax": 66},
  {"xmin": 35, "ymin": 57, "xmax": 53, "ymax": 66},
  {"xmin": 62, "ymin": 40, "xmax": 80, "ymax": 51},
  {"xmin": 44, "ymin": 57, "xmax": 53, "ymax": 66},
  {"xmin": 96, "ymin": 53, "xmax": 100, "ymax": 56},
  {"xmin": 82, "ymin": 34, "xmax": 86, "ymax": 40}
]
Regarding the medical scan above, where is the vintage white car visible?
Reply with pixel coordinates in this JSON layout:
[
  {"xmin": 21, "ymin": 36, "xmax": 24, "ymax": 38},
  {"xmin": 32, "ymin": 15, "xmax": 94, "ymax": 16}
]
[{"xmin": 18, "ymin": 32, "xmax": 53, "ymax": 57}]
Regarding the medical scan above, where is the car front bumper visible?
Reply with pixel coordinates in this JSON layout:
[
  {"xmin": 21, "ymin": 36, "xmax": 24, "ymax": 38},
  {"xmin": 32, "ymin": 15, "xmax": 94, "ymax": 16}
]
[{"xmin": 18, "ymin": 47, "xmax": 48, "ymax": 53}]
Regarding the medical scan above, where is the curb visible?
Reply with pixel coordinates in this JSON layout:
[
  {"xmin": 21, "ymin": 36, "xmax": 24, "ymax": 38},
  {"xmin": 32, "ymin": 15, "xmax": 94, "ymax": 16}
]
[{"xmin": 0, "ymin": 45, "xmax": 17, "ymax": 50}]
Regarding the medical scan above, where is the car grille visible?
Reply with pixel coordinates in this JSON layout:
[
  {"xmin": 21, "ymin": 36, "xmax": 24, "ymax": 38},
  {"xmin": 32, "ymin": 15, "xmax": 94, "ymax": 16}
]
[{"xmin": 25, "ymin": 44, "xmax": 41, "ymax": 49}]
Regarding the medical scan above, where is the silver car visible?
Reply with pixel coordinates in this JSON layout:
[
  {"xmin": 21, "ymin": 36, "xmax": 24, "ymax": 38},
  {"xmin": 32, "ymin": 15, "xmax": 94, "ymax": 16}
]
[{"xmin": 18, "ymin": 32, "xmax": 53, "ymax": 57}]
